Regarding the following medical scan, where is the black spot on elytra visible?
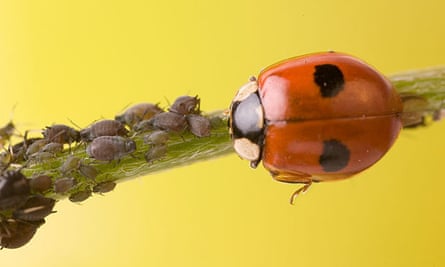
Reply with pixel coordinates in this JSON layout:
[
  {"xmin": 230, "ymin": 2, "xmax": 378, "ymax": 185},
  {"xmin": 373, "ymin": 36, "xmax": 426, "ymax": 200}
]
[
  {"xmin": 313, "ymin": 64, "xmax": 345, "ymax": 97},
  {"xmin": 319, "ymin": 139, "xmax": 350, "ymax": 172}
]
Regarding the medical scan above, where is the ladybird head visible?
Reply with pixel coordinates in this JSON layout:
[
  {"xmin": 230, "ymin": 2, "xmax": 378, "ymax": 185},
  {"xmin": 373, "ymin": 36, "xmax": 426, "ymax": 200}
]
[{"xmin": 229, "ymin": 78, "xmax": 265, "ymax": 168}]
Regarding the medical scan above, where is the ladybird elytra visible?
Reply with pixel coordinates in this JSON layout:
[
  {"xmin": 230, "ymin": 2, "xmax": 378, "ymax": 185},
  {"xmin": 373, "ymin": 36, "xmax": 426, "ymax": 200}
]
[
  {"xmin": 229, "ymin": 52, "xmax": 403, "ymax": 195},
  {"xmin": 257, "ymin": 52, "xmax": 402, "ymax": 122},
  {"xmin": 262, "ymin": 115, "xmax": 402, "ymax": 182}
]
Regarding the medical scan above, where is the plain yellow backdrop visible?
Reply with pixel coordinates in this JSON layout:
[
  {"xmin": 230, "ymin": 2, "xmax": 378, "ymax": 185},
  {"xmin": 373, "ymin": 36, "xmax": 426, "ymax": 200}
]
[{"xmin": 1, "ymin": 0, "xmax": 444, "ymax": 266}]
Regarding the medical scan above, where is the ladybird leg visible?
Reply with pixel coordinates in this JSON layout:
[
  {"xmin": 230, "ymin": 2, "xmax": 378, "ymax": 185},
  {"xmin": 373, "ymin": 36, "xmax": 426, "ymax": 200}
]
[
  {"xmin": 269, "ymin": 170, "xmax": 312, "ymax": 183},
  {"xmin": 268, "ymin": 171, "xmax": 313, "ymax": 204},
  {"xmin": 289, "ymin": 181, "xmax": 312, "ymax": 205}
]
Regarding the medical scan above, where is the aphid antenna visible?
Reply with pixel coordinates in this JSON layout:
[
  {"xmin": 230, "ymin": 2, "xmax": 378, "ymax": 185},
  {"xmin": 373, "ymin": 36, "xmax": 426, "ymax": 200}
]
[
  {"xmin": 116, "ymin": 102, "xmax": 133, "ymax": 114},
  {"xmin": 21, "ymin": 129, "xmax": 41, "ymax": 140},
  {"xmin": 67, "ymin": 118, "xmax": 82, "ymax": 130},
  {"xmin": 163, "ymin": 96, "xmax": 172, "ymax": 108},
  {"xmin": 11, "ymin": 121, "xmax": 40, "ymax": 140},
  {"xmin": 3, "ymin": 102, "xmax": 18, "ymax": 132},
  {"xmin": 129, "ymin": 131, "xmax": 139, "ymax": 138}
]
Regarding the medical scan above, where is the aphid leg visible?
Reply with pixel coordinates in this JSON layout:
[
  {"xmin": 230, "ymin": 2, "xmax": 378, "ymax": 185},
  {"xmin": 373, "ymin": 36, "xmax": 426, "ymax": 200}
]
[
  {"xmin": 0, "ymin": 146, "xmax": 12, "ymax": 171},
  {"xmin": 195, "ymin": 95, "xmax": 201, "ymax": 114},
  {"xmin": 22, "ymin": 131, "xmax": 30, "ymax": 150},
  {"xmin": 49, "ymin": 129, "xmax": 66, "ymax": 142},
  {"xmin": 67, "ymin": 118, "xmax": 82, "ymax": 130},
  {"xmin": 289, "ymin": 181, "xmax": 312, "ymax": 205},
  {"xmin": 0, "ymin": 216, "xmax": 11, "ymax": 237}
]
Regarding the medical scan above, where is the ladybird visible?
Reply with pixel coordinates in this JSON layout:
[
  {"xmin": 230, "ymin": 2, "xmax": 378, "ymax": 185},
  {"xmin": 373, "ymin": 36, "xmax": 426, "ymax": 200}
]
[{"xmin": 229, "ymin": 52, "xmax": 403, "ymax": 202}]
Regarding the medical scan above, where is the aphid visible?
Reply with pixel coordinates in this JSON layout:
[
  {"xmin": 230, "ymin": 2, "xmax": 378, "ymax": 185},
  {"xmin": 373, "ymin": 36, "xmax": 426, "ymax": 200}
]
[
  {"xmin": 0, "ymin": 121, "xmax": 16, "ymax": 147},
  {"xmin": 229, "ymin": 52, "xmax": 402, "ymax": 202},
  {"xmin": 86, "ymin": 136, "xmax": 136, "ymax": 162},
  {"xmin": 29, "ymin": 175, "xmax": 53, "ymax": 193},
  {"xmin": 144, "ymin": 144, "xmax": 167, "ymax": 163},
  {"xmin": 133, "ymin": 119, "xmax": 156, "ymax": 132},
  {"xmin": 41, "ymin": 142, "xmax": 64, "ymax": 154},
  {"xmin": 59, "ymin": 155, "xmax": 81, "ymax": 174},
  {"xmin": 115, "ymin": 103, "xmax": 163, "ymax": 127},
  {"xmin": 92, "ymin": 181, "xmax": 116, "ymax": 194},
  {"xmin": 169, "ymin": 95, "xmax": 200, "ymax": 115},
  {"xmin": 54, "ymin": 177, "xmax": 75, "ymax": 194},
  {"xmin": 78, "ymin": 163, "xmax": 98, "ymax": 179},
  {"xmin": 0, "ymin": 219, "xmax": 44, "ymax": 249},
  {"xmin": 69, "ymin": 188, "xmax": 92, "ymax": 203},
  {"xmin": 42, "ymin": 124, "xmax": 80, "ymax": 145},
  {"xmin": 13, "ymin": 195, "xmax": 55, "ymax": 221},
  {"xmin": 149, "ymin": 112, "xmax": 188, "ymax": 133},
  {"xmin": 11, "ymin": 137, "xmax": 43, "ymax": 164},
  {"xmin": 0, "ymin": 170, "xmax": 30, "ymax": 210},
  {"xmin": 143, "ymin": 130, "xmax": 169, "ymax": 145},
  {"xmin": 80, "ymin": 119, "xmax": 128, "ymax": 142},
  {"xmin": 186, "ymin": 114, "xmax": 211, "ymax": 137},
  {"xmin": 25, "ymin": 139, "xmax": 48, "ymax": 157},
  {"xmin": 28, "ymin": 151, "xmax": 54, "ymax": 162}
]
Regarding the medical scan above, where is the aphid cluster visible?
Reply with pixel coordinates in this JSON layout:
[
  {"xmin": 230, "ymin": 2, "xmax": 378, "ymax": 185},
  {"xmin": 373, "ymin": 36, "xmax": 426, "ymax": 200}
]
[
  {"xmin": 0, "ymin": 94, "xmax": 213, "ymax": 249},
  {"xmin": 0, "ymin": 170, "xmax": 55, "ymax": 249},
  {"xmin": 132, "ymin": 95, "xmax": 211, "ymax": 137},
  {"xmin": 120, "ymin": 96, "xmax": 211, "ymax": 163}
]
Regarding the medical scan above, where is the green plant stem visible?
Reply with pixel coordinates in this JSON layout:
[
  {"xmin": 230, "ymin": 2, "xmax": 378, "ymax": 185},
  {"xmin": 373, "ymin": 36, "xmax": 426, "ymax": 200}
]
[
  {"xmin": 392, "ymin": 67, "xmax": 445, "ymax": 125},
  {"xmin": 15, "ymin": 66, "xmax": 445, "ymax": 201}
]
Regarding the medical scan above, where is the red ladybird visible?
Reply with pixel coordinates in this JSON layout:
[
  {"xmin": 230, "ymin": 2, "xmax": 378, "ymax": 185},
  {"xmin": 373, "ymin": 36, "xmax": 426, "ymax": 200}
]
[{"xmin": 229, "ymin": 52, "xmax": 403, "ymax": 202}]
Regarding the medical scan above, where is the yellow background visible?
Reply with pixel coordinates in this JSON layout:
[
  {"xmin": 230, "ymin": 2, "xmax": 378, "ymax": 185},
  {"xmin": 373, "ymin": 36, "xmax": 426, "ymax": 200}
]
[{"xmin": 1, "ymin": 0, "xmax": 444, "ymax": 266}]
